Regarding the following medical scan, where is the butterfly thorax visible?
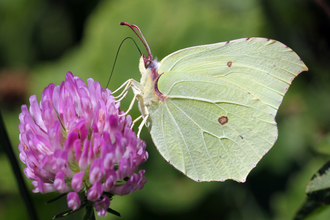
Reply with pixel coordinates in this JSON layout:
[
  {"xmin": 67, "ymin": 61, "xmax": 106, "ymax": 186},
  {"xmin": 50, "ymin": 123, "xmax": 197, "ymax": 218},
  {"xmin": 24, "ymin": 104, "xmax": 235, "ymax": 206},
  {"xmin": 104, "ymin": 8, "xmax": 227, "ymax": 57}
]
[{"xmin": 138, "ymin": 57, "xmax": 166, "ymax": 107}]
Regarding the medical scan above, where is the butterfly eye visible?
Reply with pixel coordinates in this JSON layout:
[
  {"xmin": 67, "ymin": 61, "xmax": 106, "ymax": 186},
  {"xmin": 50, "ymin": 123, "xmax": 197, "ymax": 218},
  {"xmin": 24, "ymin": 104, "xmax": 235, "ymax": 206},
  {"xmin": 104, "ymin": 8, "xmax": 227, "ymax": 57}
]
[{"xmin": 145, "ymin": 60, "xmax": 151, "ymax": 68}]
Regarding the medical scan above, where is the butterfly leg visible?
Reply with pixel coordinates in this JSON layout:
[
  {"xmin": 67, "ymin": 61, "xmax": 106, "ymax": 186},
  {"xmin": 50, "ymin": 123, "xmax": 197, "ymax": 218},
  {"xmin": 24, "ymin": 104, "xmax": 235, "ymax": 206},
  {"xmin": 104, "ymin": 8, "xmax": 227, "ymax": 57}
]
[
  {"xmin": 113, "ymin": 79, "xmax": 133, "ymax": 100},
  {"xmin": 129, "ymin": 108, "xmax": 148, "ymax": 137},
  {"xmin": 112, "ymin": 79, "xmax": 131, "ymax": 94},
  {"xmin": 115, "ymin": 89, "xmax": 130, "ymax": 103},
  {"xmin": 114, "ymin": 79, "xmax": 143, "ymax": 117},
  {"xmin": 131, "ymin": 115, "xmax": 143, "ymax": 129},
  {"xmin": 118, "ymin": 93, "xmax": 138, "ymax": 117},
  {"xmin": 137, "ymin": 114, "xmax": 148, "ymax": 138}
]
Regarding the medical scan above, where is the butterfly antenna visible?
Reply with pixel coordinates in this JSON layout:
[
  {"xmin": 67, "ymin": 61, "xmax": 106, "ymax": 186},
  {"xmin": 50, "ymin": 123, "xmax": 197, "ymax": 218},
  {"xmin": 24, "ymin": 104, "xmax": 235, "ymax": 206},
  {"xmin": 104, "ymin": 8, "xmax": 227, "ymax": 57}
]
[
  {"xmin": 120, "ymin": 22, "xmax": 153, "ymax": 60},
  {"xmin": 106, "ymin": 37, "xmax": 142, "ymax": 88}
]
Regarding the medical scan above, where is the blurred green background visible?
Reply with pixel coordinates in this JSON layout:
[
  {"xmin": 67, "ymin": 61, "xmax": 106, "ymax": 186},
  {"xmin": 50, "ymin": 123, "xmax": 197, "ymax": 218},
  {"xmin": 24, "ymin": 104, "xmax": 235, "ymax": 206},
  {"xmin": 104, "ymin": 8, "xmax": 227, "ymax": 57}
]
[{"xmin": 1, "ymin": 0, "xmax": 330, "ymax": 219}]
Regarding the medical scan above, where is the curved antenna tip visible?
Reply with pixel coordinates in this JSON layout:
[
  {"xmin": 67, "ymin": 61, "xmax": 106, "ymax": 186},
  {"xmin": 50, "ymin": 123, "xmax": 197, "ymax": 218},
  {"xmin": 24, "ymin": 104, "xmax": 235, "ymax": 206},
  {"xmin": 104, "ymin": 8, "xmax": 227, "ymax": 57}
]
[{"xmin": 120, "ymin": 22, "xmax": 153, "ymax": 63}]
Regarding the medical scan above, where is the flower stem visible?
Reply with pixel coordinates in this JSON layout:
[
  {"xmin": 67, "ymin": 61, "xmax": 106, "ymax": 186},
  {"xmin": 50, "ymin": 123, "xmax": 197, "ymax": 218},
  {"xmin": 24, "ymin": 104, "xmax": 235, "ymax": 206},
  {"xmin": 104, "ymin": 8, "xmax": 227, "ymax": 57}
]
[{"xmin": 0, "ymin": 110, "xmax": 39, "ymax": 220}]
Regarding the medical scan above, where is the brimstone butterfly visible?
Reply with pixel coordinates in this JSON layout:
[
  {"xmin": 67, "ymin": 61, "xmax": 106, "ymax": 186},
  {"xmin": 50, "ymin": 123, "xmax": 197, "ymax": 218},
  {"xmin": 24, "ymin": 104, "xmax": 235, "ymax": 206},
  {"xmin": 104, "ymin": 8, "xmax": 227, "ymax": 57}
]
[{"xmin": 116, "ymin": 22, "xmax": 308, "ymax": 182}]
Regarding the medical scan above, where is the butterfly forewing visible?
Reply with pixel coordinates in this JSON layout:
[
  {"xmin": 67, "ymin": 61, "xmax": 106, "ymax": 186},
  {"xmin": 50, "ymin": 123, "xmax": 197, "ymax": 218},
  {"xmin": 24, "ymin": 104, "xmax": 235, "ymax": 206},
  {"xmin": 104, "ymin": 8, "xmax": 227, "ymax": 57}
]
[{"xmin": 157, "ymin": 38, "xmax": 308, "ymax": 115}]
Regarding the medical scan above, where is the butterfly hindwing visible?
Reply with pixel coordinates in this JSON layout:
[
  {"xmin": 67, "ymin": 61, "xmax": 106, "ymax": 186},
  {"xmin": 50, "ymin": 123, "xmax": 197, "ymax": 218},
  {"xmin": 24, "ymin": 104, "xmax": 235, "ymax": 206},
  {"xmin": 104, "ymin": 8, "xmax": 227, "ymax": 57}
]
[{"xmin": 147, "ymin": 71, "xmax": 277, "ymax": 182}]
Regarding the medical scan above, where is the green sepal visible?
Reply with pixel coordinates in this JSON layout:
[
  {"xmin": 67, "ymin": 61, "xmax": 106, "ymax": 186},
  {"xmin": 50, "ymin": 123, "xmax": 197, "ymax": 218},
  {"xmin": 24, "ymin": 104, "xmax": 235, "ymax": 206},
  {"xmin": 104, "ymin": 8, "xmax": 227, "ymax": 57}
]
[
  {"xmin": 46, "ymin": 193, "xmax": 68, "ymax": 204},
  {"xmin": 107, "ymin": 207, "xmax": 121, "ymax": 217},
  {"xmin": 103, "ymin": 192, "xmax": 114, "ymax": 199},
  {"xmin": 83, "ymin": 205, "xmax": 95, "ymax": 220},
  {"xmin": 52, "ymin": 203, "xmax": 87, "ymax": 219}
]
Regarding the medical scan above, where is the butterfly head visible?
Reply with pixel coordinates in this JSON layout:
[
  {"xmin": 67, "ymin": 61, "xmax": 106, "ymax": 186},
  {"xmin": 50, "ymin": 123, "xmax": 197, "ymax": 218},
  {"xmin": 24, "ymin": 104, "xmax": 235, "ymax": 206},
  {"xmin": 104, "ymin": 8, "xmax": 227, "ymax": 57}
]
[
  {"xmin": 142, "ymin": 54, "xmax": 160, "ymax": 70},
  {"xmin": 139, "ymin": 55, "xmax": 160, "ymax": 77}
]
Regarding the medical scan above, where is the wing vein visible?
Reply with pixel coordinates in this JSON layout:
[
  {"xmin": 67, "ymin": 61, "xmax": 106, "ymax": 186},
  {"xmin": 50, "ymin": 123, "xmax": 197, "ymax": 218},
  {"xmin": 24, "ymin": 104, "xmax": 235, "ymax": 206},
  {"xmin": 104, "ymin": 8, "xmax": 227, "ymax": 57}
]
[
  {"xmin": 169, "ymin": 99, "xmax": 219, "ymax": 179},
  {"xmin": 163, "ymin": 101, "xmax": 198, "ymax": 177}
]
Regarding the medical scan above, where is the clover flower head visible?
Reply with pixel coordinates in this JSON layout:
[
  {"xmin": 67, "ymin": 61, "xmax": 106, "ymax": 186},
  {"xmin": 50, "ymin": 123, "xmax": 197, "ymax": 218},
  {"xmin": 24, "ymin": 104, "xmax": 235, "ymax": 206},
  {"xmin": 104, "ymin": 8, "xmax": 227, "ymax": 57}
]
[{"xmin": 18, "ymin": 72, "xmax": 148, "ymax": 217}]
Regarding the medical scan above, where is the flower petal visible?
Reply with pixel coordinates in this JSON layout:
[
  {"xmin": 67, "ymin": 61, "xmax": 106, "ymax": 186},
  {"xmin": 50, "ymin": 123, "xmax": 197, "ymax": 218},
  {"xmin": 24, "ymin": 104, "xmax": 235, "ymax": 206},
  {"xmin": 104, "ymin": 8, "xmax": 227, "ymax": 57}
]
[{"xmin": 67, "ymin": 192, "xmax": 81, "ymax": 211}]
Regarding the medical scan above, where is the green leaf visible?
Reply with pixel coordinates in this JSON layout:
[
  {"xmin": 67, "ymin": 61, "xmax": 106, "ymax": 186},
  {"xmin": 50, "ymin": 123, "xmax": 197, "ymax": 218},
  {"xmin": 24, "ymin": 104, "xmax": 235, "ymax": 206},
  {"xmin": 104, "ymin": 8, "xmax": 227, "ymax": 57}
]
[
  {"xmin": 294, "ymin": 199, "xmax": 330, "ymax": 220},
  {"xmin": 294, "ymin": 160, "xmax": 330, "ymax": 219},
  {"xmin": 306, "ymin": 160, "xmax": 330, "ymax": 202}
]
